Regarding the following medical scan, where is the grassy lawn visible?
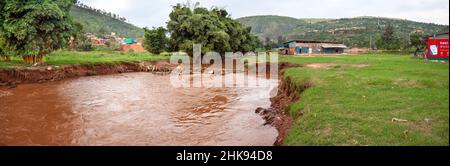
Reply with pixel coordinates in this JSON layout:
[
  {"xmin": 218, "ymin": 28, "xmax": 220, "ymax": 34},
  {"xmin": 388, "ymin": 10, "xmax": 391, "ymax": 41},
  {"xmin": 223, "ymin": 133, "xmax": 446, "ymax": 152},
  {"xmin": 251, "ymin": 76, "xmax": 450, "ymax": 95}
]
[
  {"xmin": 0, "ymin": 50, "xmax": 170, "ymax": 69},
  {"xmin": 280, "ymin": 54, "xmax": 449, "ymax": 146}
]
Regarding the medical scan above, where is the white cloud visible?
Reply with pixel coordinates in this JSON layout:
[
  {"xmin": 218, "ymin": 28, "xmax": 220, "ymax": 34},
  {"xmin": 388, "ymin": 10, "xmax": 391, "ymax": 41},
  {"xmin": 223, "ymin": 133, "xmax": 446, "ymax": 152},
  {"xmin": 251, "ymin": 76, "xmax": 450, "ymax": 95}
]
[{"xmin": 79, "ymin": 0, "xmax": 450, "ymax": 27}]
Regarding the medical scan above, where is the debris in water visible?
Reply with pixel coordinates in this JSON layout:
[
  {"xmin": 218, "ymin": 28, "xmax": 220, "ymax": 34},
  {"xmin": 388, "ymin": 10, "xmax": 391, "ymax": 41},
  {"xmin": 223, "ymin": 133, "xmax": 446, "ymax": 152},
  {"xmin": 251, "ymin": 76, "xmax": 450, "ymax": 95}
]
[{"xmin": 256, "ymin": 107, "xmax": 277, "ymax": 125}]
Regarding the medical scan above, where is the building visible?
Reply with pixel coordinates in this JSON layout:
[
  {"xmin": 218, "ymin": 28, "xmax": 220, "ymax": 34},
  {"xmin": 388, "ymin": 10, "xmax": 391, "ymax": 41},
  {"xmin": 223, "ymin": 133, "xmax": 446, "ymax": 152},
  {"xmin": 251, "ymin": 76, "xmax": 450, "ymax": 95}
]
[
  {"xmin": 279, "ymin": 40, "xmax": 348, "ymax": 55},
  {"xmin": 117, "ymin": 38, "xmax": 145, "ymax": 52},
  {"xmin": 123, "ymin": 38, "xmax": 137, "ymax": 44},
  {"xmin": 432, "ymin": 32, "xmax": 449, "ymax": 39}
]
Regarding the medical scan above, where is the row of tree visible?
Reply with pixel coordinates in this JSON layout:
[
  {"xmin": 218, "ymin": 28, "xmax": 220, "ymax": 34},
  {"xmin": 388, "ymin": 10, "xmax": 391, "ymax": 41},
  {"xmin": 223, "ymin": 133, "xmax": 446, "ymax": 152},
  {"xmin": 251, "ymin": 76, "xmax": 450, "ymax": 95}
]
[
  {"xmin": 143, "ymin": 3, "xmax": 261, "ymax": 56},
  {"xmin": 376, "ymin": 24, "xmax": 429, "ymax": 52},
  {"xmin": 73, "ymin": 0, "xmax": 128, "ymax": 22},
  {"xmin": 264, "ymin": 36, "xmax": 287, "ymax": 50},
  {"xmin": 263, "ymin": 24, "xmax": 429, "ymax": 51}
]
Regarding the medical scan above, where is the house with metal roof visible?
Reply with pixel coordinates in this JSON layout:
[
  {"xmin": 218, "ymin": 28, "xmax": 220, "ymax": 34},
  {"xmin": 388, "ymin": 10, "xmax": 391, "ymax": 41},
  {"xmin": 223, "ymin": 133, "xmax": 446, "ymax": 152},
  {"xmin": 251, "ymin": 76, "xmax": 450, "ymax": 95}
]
[
  {"xmin": 122, "ymin": 38, "xmax": 137, "ymax": 44},
  {"xmin": 279, "ymin": 40, "xmax": 348, "ymax": 55}
]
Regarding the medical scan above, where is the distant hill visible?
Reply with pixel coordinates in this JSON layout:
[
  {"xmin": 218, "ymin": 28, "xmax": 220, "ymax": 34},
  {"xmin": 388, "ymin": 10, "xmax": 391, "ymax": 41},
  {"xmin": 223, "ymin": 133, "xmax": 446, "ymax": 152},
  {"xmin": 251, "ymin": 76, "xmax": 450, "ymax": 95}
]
[
  {"xmin": 71, "ymin": 6, "xmax": 144, "ymax": 38},
  {"xmin": 237, "ymin": 15, "xmax": 449, "ymax": 47}
]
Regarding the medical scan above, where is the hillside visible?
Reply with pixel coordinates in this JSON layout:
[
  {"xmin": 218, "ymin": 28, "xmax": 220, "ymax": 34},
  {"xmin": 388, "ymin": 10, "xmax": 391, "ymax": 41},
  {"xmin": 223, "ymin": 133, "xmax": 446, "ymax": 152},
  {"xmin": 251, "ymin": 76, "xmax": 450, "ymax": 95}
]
[
  {"xmin": 237, "ymin": 15, "xmax": 449, "ymax": 48},
  {"xmin": 71, "ymin": 6, "xmax": 144, "ymax": 38}
]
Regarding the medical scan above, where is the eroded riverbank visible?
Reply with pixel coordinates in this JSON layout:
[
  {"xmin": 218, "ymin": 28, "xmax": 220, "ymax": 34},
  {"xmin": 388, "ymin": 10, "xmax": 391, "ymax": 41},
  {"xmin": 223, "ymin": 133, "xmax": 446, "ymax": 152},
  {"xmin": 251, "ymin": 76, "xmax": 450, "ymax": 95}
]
[{"xmin": 0, "ymin": 61, "xmax": 175, "ymax": 86}]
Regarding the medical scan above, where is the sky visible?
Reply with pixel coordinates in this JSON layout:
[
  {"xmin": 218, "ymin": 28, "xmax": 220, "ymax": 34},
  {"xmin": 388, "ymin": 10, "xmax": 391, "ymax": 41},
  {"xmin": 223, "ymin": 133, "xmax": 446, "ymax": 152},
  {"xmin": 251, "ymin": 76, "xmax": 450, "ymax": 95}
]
[{"xmin": 79, "ymin": 0, "xmax": 450, "ymax": 28}]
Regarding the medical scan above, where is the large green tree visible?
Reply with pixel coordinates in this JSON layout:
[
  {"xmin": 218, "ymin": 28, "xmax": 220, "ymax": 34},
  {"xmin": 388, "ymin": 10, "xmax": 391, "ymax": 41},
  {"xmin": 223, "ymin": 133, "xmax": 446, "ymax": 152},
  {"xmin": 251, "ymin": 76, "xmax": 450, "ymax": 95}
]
[
  {"xmin": 166, "ymin": 4, "xmax": 259, "ymax": 56},
  {"xmin": 0, "ymin": 0, "xmax": 73, "ymax": 64},
  {"xmin": 143, "ymin": 27, "xmax": 168, "ymax": 54}
]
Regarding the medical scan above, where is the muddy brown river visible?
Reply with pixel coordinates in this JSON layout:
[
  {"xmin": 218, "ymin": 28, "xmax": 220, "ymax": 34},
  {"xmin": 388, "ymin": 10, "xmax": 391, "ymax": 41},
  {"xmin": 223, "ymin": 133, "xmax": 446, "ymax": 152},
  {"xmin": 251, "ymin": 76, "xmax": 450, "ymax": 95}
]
[{"xmin": 0, "ymin": 72, "xmax": 279, "ymax": 146}]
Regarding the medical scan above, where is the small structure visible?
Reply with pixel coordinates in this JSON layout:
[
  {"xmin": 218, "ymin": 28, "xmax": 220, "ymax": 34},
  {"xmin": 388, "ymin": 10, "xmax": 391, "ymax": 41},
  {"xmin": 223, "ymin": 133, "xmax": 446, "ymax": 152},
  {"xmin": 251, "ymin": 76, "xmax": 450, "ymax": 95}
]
[
  {"xmin": 118, "ymin": 38, "xmax": 145, "ymax": 52},
  {"xmin": 123, "ymin": 38, "xmax": 137, "ymax": 44},
  {"xmin": 433, "ymin": 32, "xmax": 449, "ymax": 39},
  {"xmin": 279, "ymin": 40, "xmax": 347, "ymax": 55}
]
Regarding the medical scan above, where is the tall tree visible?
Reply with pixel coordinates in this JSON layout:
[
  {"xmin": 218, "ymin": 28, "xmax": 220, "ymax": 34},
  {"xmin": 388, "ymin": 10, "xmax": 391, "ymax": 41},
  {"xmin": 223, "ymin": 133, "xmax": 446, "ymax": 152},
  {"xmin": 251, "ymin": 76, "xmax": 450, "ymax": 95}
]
[
  {"xmin": 264, "ymin": 37, "xmax": 273, "ymax": 50},
  {"xmin": 0, "ymin": 0, "xmax": 73, "ymax": 64},
  {"xmin": 277, "ymin": 35, "xmax": 285, "ymax": 45},
  {"xmin": 166, "ymin": 4, "xmax": 259, "ymax": 56},
  {"xmin": 70, "ymin": 22, "xmax": 92, "ymax": 51},
  {"xmin": 377, "ymin": 24, "xmax": 401, "ymax": 50},
  {"xmin": 410, "ymin": 32, "xmax": 428, "ymax": 56},
  {"xmin": 143, "ymin": 27, "xmax": 168, "ymax": 54},
  {"xmin": 98, "ymin": 27, "xmax": 107, "ymax": 36}
]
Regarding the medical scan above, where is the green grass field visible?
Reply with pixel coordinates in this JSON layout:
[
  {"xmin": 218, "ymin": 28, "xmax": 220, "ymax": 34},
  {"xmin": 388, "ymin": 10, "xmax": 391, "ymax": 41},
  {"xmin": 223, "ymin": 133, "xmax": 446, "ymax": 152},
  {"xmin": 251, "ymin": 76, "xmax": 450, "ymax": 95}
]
[
  {"xmin": 280, "ymin": 54, "xmax": 449, "ymax": 146},
  {"xmin": 0, "ymin": 51, "xmax": 170, "ymax": 69}
]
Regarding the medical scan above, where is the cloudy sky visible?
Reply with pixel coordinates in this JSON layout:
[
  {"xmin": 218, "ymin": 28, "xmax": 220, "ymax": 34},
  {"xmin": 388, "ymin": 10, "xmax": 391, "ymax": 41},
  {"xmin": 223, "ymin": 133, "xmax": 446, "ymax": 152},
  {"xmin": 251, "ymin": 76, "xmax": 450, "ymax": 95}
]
[{"xmin": 79, "ymin": 0, "xmax": 450, "ymax": 28}]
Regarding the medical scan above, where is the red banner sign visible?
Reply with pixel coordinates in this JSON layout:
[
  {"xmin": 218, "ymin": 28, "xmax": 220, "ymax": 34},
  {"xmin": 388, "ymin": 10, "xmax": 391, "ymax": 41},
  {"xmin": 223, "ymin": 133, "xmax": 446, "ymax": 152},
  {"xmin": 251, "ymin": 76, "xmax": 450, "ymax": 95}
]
[{"xmin": 427, "ymin": 38, "xmax": 449, "ymax": 60}]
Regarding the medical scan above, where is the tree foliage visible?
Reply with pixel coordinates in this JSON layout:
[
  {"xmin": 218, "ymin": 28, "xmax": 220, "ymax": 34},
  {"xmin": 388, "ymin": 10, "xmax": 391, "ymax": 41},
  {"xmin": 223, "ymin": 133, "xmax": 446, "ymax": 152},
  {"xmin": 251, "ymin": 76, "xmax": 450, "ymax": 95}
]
[
  {"xmin": 376, "ymin": 24, "xmax": 401, "ymax": 50},
  {"xmin": 166, "ymin": 4, "xmax": 259, "ymax": 56},
  {"xmin": 70, "ymin": 22, "xmax": 93, "ymax": 51},
  {"xmin": 264, "ymin": 37, "xmax": 278, "ymax": 50},
  {"xmin": 143, "ymin": 27, "xmax": 168, "ymax": 54},
  {"xmin": 0, "ymin": 0, "xmax": 73, "ymax": 63},
  {"xmin": 410, "ymin": 32, "xmax": 428, "ymax": 56},
  {"xmin": 277, "ymin": 35, "xmax": 286, "ymax": 45}
]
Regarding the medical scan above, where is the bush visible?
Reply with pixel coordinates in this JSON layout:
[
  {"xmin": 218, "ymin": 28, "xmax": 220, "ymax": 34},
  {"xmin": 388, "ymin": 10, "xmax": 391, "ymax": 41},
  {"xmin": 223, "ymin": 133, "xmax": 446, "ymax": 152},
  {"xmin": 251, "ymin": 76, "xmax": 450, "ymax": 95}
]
[{"xmin": 76, "ymin": 35, "xmax": 93, "ymax": 51}]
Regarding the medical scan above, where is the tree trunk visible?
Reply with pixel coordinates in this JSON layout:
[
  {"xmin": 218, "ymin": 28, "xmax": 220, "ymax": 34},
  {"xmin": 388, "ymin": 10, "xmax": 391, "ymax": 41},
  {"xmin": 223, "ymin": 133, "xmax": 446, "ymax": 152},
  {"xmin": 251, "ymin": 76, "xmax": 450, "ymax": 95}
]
[
  {"xmin": 1, "ymin": 55, "xmax": 11, "ymax": 61},
  {"xmin": 22, "ymin": 55, "xmax": 45, "ymax": 64}
]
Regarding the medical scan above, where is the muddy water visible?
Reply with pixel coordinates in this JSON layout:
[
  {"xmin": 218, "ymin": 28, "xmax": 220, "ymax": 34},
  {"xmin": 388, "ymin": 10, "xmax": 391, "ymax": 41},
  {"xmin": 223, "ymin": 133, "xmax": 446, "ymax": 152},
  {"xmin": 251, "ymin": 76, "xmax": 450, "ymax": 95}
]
[{"xmin": 0, "ymin": 73, "xmax": 278, "ymax": 146}]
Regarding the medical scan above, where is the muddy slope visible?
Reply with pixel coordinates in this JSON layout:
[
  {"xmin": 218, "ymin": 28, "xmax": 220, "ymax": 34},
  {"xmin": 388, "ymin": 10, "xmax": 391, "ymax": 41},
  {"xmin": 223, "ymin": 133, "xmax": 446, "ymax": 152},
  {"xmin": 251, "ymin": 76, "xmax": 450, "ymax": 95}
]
[
  {"xmin": 0, "ymin": 61, "xmax": 174, "ymax": 86},
  {"xmin": 257, "ymin": 62, "xmax": 309, "ymax": 145}
]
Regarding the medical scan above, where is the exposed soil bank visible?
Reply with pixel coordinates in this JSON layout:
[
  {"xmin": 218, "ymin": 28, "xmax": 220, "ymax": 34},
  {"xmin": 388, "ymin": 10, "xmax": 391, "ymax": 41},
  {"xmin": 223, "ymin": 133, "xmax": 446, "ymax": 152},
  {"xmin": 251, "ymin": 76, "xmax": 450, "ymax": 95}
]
[
  {"xmin": 257, "ymin": 62, "xmax": 309, "ymax": 145},
  {"xmin": 0, "ymin": 61, "xmax": 175, "ymax": 86}
]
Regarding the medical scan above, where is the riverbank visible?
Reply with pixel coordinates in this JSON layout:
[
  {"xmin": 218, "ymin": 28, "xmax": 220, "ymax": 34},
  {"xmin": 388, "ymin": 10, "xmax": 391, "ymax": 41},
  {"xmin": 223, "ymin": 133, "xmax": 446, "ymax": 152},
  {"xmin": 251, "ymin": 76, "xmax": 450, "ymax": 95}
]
[
  {"xmin": 0, "ymin": 51, "xmax": 172, "ymax": 86},
  {"xmin": 0, "ymin": 51, "xmax": 170, "ymax": 70}
]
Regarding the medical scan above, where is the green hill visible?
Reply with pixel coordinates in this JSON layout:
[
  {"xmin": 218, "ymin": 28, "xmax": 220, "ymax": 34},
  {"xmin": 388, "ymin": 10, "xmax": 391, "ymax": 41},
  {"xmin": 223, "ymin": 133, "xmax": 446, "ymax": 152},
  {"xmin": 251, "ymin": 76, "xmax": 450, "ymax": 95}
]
[
  {"xmin": 237, "ymin": 15, "xmax": 449, "ymax": 48},
  {"xmin": 71, "ymin": 6, "xmax": 144, "ymax": 38}
]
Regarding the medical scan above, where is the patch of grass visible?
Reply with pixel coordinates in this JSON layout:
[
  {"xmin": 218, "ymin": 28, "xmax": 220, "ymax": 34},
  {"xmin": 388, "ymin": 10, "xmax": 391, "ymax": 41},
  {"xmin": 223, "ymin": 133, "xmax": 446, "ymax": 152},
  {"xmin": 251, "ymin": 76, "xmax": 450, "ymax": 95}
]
[
  {"xmin": 0, "ymin": 50, "xmax": 170, "ymax": 69},
  {"xmin": 281, "ymin": 54, "xmax": 449, "ymax": 146},
  {"xmin": 0, "ymin": 58, "xmax": 31, "ymax": 69}
]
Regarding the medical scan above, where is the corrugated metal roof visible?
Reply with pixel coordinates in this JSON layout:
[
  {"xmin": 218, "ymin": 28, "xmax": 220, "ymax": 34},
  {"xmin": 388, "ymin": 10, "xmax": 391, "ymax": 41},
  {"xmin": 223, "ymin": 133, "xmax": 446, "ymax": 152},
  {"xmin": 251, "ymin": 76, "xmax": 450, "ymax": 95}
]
[
  {"xmin": 321, "ymin": 43, "xmax": 348, "ymax": 48},
  {"xmin": 284, "ymin": 40, "xmax": 340, "ymax": 44},
  {"xmin": 123, "ymin": 38, "xmax": 137, "ymax": 44}
]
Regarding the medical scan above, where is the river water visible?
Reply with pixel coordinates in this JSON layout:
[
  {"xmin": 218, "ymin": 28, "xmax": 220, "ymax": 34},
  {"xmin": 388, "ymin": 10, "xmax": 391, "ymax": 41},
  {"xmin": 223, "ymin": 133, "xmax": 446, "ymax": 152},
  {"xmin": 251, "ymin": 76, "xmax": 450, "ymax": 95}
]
[{"xmin": 0, "ymin": 72, "xmax": 278, "ymax": 146}]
